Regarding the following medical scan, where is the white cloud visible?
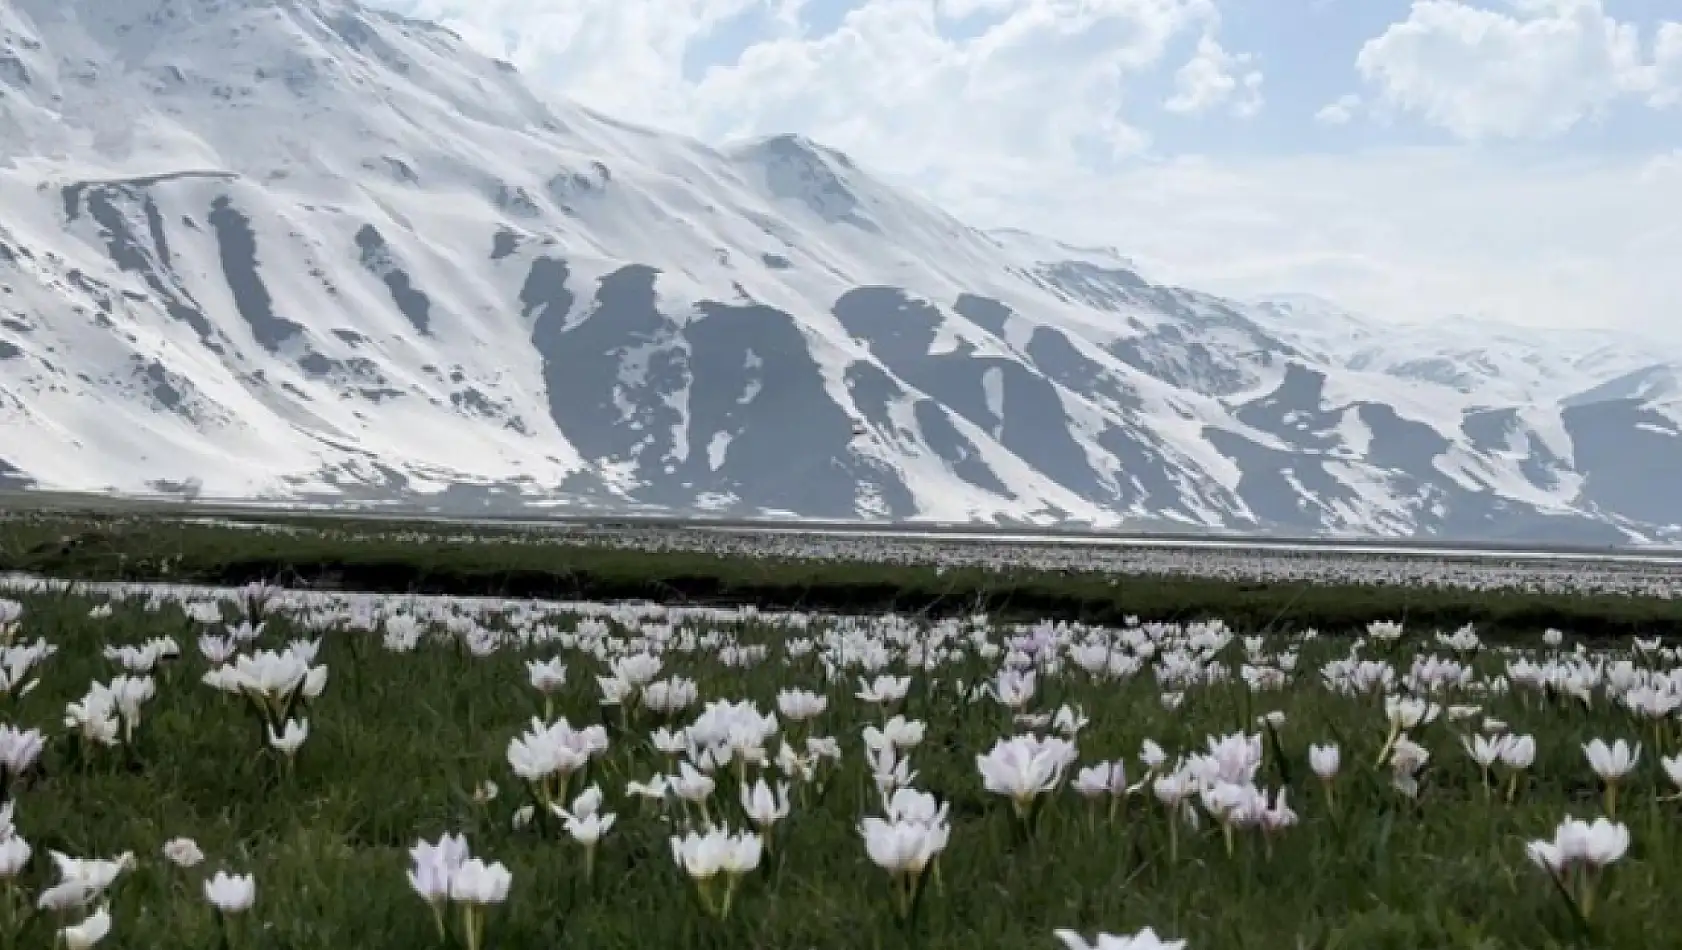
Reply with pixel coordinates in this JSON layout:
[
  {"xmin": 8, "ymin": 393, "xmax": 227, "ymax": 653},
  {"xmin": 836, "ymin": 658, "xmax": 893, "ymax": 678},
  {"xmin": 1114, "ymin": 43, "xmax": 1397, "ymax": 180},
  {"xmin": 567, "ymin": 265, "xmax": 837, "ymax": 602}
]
[
  {"xmin": 1001, "ymin": 149, "xmax": 1682, "ymax": 336},
  {"xmin": 1164, "ymin": 34, "xmax": 1264, "ymax": 117},
  {"xmin": 370, "ymin": 0, "xmax": 1682, "ymax": 335},
  {"xmin": 1314, "ymin": 93, "xmax": 1361, "ymax": 125},
  {"xmin": 690, "ymin": 0, "xmax": 1226, "ymax": 171},
  {"xmin": 1353, "ymin": 0, "xmax": 1675, "ymax": 140},
  {"xmin": 390, "ymin": 0, "xmax": 1226, "ymax": 175},
  {"xmin": 378, "ymin": 0, "xmax": 774, "ymax": 131},
  {"xmin": 1654, "ymin": 22, "xmax": 1682, "ymax": 107},
  {"xmin": 933, "ymin": 0, "xmax": 1018, "ymax": 16}
]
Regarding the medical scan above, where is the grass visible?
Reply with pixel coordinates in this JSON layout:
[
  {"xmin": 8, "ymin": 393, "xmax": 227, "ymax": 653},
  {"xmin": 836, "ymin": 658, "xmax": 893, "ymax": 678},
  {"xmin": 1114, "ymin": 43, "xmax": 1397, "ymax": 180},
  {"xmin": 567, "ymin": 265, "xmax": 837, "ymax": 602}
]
[
  {"xmin": 3, "ymin": 512, "xmax": 1682, "ymax": 639},
  {"xmin": 0, "ymin": 579, "xmax": 1678, "ymax": 948}
]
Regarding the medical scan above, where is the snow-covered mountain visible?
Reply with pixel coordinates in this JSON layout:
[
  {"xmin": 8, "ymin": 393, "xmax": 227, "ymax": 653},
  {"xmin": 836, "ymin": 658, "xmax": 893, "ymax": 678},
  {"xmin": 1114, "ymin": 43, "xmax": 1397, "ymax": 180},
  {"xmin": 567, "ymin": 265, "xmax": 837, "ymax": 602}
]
[
  {"xmin": 3, "ymin": 0, "xmax": 1680, "ymax": 542},
  {"xmin": 1250, "ymin": 298, "xmax": 1674, "ymax": 405}
]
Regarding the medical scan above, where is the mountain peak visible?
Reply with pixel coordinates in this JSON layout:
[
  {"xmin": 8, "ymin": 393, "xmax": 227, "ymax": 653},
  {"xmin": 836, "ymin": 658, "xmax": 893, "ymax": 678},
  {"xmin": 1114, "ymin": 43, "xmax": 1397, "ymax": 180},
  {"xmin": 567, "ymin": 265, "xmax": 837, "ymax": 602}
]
[
  {"xmin": 0, "ymin": 0, "xmax": 576, "ymax": 180},
  {"xmin": 725, "ymin": 132, "xmax": 879, "ymax": 231},
  {"xmin": 732, "ymin": 132, "xmax": 858, "ymax": 171}
]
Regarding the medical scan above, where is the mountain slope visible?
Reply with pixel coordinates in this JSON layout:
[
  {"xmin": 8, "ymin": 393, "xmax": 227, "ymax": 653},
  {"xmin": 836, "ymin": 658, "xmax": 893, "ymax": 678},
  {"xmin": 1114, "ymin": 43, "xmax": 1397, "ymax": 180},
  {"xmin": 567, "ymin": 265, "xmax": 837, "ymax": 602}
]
[{"xmin": 0, "ymin": 0, "xmax": 1676, "ymax": 542}]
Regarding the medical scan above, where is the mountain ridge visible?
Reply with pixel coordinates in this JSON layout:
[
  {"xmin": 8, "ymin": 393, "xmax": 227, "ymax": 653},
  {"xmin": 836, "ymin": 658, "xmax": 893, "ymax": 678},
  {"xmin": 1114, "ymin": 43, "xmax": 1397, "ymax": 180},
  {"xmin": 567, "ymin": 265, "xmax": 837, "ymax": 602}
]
[{"xmin": 2, "ymin": 0, "xmax": 1680, "ymax": 542}]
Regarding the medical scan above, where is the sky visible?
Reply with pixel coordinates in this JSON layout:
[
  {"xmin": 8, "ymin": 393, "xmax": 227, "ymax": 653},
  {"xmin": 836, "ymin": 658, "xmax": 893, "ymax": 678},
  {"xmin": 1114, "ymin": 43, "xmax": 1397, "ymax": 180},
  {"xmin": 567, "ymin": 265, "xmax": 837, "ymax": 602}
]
[{"xmin": 369, "ymin": 0, "xmax": 1682, "ymax": 335}]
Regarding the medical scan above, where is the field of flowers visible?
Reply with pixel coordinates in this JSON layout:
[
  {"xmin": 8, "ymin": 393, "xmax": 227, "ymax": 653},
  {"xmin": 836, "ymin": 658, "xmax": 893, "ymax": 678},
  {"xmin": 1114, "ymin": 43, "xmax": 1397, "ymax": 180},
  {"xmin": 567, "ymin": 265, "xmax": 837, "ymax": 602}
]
[
  {"xmin": 0, "ymin": 573, "xmax": 1677, "ymax": 948},
  {"xmin": 8, "ymin": 512, "xmax": 1682, "ymax": 638}
]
